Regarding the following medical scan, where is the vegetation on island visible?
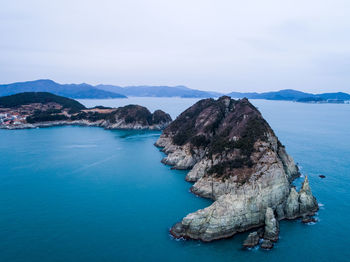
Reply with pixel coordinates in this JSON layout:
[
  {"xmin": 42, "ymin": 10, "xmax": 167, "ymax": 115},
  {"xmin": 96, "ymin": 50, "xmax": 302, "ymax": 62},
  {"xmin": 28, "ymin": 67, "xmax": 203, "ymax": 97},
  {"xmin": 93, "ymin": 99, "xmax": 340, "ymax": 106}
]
[
  {"xmin": 26, "ymin": 110, "xmax": 69, "ymax": 123},
  {"xmin": 114, "ymin": 105, "xmax": 171, "ymax": 126},
  {"xmin": 170, "ymin": 98, "xmax": 216, "ymax": 145},
  {"xmin": 70, "ymin": 111, "xmax": 114, "ymax": 122},
  {"xmin": 163, "ymin": 96, "xmax": 277, "ymax": 179},
  {"xmin": 0, "ymin": 92, "xmax": 86, "ymax": 111},
  {"xmin": 206, "ymin": 117, "xmax": 269, "ymax": 178}
]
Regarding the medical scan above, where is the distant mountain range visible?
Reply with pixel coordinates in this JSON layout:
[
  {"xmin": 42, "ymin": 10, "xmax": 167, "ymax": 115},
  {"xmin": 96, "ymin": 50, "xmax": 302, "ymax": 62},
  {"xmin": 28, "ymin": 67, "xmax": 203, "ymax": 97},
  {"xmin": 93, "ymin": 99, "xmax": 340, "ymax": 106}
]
[
  {"xmin": 228, "ymin": 89, "xmax": 350, "ymax": 101},
  {"xmin": 0, "ymin": 80, "xmax": 127, "ymax": 99},
  {"xmin": 95, "ymin": 84, "xmax": 221, "ymax": 98},
  {"xmin": 0, "ymin": 80, "xmax": 219, "ymax": 99},
  {"xmin": 1, "ymin": 79, "xmax": 349, "ymax": 101}
]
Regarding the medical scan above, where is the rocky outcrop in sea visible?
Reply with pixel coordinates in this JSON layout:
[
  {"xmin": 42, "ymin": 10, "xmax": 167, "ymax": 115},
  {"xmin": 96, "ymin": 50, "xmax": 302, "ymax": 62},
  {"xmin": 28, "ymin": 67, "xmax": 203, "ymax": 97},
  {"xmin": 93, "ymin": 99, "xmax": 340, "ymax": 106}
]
[{"xmin": 155, "ymin": 96, "xmax": 318, "ymax": 245}]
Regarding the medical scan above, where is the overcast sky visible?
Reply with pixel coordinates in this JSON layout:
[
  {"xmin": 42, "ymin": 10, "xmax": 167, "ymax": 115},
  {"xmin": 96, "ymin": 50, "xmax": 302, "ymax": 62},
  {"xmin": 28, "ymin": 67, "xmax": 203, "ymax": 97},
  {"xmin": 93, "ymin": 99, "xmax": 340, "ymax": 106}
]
[{"xmin": 1, "ymin": 0, "xmax": 350, "ymax": 93}]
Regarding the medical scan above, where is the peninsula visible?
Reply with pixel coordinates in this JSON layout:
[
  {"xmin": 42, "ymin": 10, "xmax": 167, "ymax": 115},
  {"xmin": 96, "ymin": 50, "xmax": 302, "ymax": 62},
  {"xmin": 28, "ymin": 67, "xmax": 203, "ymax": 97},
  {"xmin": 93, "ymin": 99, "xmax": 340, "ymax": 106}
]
[
  {"xmin": 0, "ymin": 92, "xmax": 172, "ymax": 130},
  {"xmin": 155, "ymin": 96, "xmax": 318, "ymax": 248}
]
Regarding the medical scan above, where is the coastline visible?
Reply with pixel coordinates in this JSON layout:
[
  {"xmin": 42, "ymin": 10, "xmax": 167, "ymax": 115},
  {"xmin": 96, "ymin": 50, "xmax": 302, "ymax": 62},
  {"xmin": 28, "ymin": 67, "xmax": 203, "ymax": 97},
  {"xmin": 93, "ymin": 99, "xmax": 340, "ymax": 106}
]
[{"xmin": 0, "ymin": 119, "xmax": 169, "ymax": 130}]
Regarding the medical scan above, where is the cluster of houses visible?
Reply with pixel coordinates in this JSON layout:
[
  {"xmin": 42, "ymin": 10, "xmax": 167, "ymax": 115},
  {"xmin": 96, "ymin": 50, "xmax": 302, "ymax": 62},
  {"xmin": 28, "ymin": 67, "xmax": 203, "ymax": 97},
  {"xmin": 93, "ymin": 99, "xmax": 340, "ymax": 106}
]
[
  {"xmin": 0, "ymin": 112, "xmax": 26, "ymax": 126},
  {"xmin": 0, "ymin": 102, "xmax": 64, "ymax": 127}
]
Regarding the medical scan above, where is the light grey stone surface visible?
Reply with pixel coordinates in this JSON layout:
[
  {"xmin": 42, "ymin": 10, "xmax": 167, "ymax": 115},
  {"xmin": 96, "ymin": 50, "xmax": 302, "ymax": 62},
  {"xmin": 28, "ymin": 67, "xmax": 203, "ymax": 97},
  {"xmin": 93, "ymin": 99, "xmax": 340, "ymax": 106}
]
[
  {"xmin": 243, "ymin": 232, "xmax": 260, "ymax": 248},
  {"xmin": 264, "ymin": 207, "xmax": 279, "ymax": 242}
]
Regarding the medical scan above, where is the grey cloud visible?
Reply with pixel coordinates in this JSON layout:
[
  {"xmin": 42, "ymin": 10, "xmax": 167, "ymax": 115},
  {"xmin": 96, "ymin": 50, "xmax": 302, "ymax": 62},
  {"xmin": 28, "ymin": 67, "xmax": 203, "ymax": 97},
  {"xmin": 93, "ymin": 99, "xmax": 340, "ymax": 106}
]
[{"xmin": 1, "ymin": 0, "xmax": 350, "ymax": 93}]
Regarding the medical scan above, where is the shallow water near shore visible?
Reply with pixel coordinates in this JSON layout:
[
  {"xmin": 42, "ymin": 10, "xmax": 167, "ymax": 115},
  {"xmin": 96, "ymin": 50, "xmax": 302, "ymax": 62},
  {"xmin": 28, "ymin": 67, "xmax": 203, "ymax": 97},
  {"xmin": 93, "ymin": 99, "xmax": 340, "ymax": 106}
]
[{"xmin": 1, "ymin": 98, "xmax": 350, "ymax": 261}]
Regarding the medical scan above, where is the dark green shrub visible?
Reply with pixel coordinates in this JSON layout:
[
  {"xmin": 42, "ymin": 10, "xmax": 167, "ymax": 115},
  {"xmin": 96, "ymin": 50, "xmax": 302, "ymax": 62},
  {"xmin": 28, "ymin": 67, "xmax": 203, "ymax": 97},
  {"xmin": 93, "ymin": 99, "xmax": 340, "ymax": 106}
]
[
  {"xmin": 0, "ymin": 92, "xmax": 85, "ymax": 111},
  {"xmin": 26, "ymin": 111, "xmax": 68, "ymax": 123},
  {"xmin": 190, "ymin": 135, "xmax": 210, "ymax": 147},
  {"xmin": 234, "ymin": 117, "xmax": 268, "ymax": 157}
]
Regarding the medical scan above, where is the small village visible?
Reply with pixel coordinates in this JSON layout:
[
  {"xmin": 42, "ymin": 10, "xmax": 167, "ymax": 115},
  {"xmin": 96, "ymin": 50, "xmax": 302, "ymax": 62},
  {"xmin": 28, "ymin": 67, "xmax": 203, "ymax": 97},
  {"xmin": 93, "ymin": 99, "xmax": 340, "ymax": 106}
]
[
  {"xmin": 0, "ymin": 102, "xmax": 63, "ymax": 127},
  {"xmin": 0, "ymin": 111, "xmax": 26, "ymax": 126}
]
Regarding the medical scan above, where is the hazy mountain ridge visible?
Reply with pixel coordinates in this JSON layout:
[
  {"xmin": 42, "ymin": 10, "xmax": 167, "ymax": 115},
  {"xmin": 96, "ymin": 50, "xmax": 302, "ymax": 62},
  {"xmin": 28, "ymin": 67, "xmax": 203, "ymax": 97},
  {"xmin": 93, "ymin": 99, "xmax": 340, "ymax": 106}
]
[
  {"xmin": 0, "ymin": 80, "xmax": 219, "ymax": 99},
  {"xmin": 228, "ymin": 89, "xmax": 350, "ymax": 101},
  {"xmin": 95, "ymin": 84, "xmax": 220, "ymax": 98},
  {"xmin": 1, "ymin": 80, "xmax": 349, "ymax": 101},
  {"xmin": 0, "ymin": 80, "xmax": 127, "ymax": 99}
]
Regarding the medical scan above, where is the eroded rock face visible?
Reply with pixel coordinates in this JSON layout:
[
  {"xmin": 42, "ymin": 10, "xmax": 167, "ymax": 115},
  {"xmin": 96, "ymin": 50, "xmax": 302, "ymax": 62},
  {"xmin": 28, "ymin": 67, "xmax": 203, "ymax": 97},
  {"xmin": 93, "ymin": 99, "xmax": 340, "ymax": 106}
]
[
  {"xmin": 156, "ymin": 96, "xmax": 318, "ymax": 242},
  {"xmin": 260, "ymin": 239, "xmax": 274, "ymax": 250},
  {"xmin": 299, "ymin": 176, "xmax": 318, "ymax": 215},
  {"xmin": 301, "ymin": 216, "xmax": 317, "ymax": 224},
  {"xmin": 243, "ymin": 232, "xmax": 260, "ymax": 248},
  {"xmin": 264, "ymin": 207, "xmax": 279, "ymax": 242},
  {"xmin": 285, "ymin": 176, "xmax": 319, "ymax": 219},
  {"xmin": 285, "ymin": 187, "xmax": 300, "ymax": 218}
]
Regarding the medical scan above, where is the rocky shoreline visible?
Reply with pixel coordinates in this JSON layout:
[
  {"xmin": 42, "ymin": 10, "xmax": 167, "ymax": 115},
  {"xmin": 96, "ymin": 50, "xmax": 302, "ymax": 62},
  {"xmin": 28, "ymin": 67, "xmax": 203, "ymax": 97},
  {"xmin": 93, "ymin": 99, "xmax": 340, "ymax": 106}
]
[
  {"xmin": 155, "ymin": 96, "xmax": 318, "ymax": 247},
  {"xmin": 0, "ymin": 118, "xmax": 170, "ymax": 130}
]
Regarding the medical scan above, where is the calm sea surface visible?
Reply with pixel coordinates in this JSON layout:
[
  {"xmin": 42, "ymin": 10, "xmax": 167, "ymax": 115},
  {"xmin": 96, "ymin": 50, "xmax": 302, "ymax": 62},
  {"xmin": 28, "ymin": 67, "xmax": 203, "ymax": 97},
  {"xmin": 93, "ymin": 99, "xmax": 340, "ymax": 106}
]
[{"xmin": 0, "ymin": 97, "xmax": 349, "ymax": 262}]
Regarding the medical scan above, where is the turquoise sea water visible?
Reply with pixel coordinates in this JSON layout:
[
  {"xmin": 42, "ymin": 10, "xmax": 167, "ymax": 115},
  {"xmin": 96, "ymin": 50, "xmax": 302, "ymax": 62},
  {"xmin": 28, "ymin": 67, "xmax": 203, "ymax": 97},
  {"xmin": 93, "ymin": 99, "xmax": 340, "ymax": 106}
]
[{"xmin": 0, "ymin": 98, "xmax": 350, "ymax": 261}]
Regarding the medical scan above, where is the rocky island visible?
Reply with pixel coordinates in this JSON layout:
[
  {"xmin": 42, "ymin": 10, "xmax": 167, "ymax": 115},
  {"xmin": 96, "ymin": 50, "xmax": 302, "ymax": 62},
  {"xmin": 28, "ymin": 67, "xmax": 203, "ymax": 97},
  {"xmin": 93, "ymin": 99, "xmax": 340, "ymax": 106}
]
[
  {"xmin": 155, "ymin": 96, "xmax": 318, "ymax": 248},
  {"xmin": 0, "ymin": 92, "xmax": 172, "ymax": 130}
]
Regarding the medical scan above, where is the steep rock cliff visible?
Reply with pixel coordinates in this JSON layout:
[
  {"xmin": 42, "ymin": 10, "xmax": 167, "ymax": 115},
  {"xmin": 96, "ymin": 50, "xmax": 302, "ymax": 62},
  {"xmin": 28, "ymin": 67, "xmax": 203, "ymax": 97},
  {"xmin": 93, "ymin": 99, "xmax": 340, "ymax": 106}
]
[{"xmin": 155, "ymin": 96, "xmax": 318, "ymax": 242}]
